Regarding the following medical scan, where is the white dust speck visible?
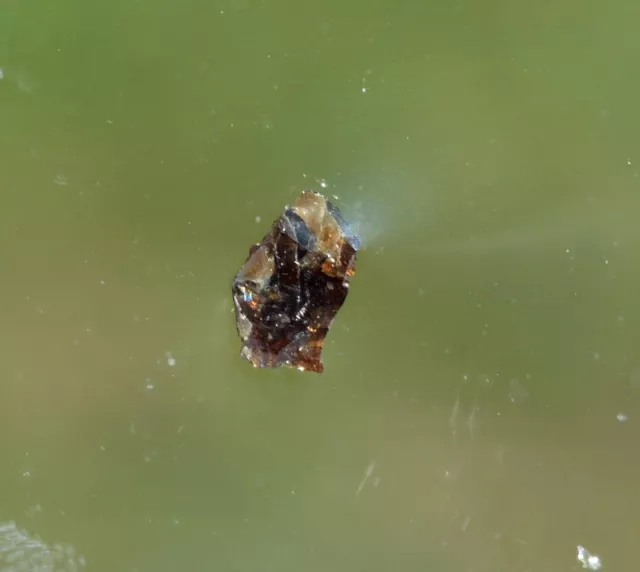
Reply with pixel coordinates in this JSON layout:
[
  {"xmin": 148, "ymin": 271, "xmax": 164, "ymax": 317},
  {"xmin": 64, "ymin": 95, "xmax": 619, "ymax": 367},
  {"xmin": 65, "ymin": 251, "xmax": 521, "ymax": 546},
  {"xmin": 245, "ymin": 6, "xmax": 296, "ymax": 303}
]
[
  {"xmin": 617, "ymin": 412, "xmax": 628, "ymax": 422},
  {"xmin": 99, "ymin": 280, "xmax": 105, "ymax": 286},
  {"xmin": 361, "ymin": 87, "xmax": 368, "ymax": 93},
  {"xmin": 0, "ymin": 68, "xmax": 4, "ymax": 80},
  {"xmin": 166, "ymin": 353, "xmax": 176, "ymax": 367},
  {"xmin": 577, "ymin": 545, "xmax": 602, "ymax": 570},
  {"xmin": 318, "ymin": 179, "xmax": 328, "ymax": 189},
  {"xmin": 356, "ymin": 462, "xmax": 376, "ymax": 495},
  {"xmin": 255, "ymin": 215, "xmax": 261, "ymax": 223},
  {"xmin": 145, "ymin": 381, "xmax": 154, "ymax": 390},
  {"xmin": 54, "ymin": 174, "xmax": 68, "ymax": 186}
]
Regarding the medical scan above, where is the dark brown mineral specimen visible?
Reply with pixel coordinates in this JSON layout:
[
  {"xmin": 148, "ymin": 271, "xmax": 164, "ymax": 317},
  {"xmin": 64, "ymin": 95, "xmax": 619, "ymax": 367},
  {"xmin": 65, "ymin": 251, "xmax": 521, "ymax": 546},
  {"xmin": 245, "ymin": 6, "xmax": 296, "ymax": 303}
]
[{"xmin": 232, "ymin": 191, "xmax": 360, "ymax": 373}]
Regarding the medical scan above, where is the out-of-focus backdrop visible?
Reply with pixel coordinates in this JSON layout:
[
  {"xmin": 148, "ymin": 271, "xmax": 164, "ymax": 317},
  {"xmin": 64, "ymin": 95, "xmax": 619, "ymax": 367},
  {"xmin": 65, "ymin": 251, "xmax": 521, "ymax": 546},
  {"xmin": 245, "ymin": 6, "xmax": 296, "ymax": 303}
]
[{"xmin": 1, "ymin": 0, "xmax": 640, "ymax": 570}]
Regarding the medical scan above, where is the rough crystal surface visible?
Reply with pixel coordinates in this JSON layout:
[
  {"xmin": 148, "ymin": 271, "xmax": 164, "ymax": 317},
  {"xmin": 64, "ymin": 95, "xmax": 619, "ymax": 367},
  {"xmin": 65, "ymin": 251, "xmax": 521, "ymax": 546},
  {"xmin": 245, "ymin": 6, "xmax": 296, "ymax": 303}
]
[{"xmin": 232, "ymin": 191, "xmax": 360, "ymax": 373}]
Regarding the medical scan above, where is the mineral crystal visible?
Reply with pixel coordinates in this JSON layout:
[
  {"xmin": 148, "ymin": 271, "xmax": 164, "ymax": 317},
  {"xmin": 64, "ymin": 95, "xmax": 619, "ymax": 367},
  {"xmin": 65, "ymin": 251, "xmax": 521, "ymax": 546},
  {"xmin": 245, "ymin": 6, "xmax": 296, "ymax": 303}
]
[{"xmin": 232, "ymin": 191, "xmax": 360, "ymax": 373}]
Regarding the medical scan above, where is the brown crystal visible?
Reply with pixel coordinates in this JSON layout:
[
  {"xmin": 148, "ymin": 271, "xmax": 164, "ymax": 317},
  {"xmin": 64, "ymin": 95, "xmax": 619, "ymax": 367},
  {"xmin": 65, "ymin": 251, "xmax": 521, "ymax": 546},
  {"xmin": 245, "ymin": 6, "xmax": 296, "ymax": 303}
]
[{"xmin": 232, "ymin": 191, "xmax": 360, "ymax": 373}]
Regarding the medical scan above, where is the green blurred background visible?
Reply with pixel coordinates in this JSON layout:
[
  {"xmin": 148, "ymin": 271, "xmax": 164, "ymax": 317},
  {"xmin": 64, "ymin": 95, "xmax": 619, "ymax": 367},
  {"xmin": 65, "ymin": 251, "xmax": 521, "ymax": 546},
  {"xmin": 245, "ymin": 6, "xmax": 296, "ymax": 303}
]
[{"xmin": 1, "ymin": 0, "xmax": 640, "ymax": 570}]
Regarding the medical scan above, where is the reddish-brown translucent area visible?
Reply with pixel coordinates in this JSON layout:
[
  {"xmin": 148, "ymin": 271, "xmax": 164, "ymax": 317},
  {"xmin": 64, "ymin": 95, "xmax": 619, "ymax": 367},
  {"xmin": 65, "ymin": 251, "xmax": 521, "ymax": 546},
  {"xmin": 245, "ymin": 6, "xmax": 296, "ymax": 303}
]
[{"xmin": 232, "ymin": 191, "xmax": 360, "ymax": 373}]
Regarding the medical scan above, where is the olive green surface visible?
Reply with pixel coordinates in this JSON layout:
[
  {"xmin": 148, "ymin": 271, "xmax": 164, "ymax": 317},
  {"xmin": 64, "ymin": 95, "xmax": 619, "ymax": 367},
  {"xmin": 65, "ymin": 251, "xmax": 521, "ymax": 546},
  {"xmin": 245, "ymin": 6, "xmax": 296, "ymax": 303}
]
[{"xmin": 1, "ymin": 0, "xmax": 639, "ymax": 570}]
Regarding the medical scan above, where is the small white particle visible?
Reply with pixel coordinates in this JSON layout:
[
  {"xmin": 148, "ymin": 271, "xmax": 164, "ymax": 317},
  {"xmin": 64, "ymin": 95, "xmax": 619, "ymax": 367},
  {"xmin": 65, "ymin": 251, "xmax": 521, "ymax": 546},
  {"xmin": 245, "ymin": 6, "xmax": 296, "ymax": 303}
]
[
  {"xmin": 577, "ymin": 545, "xmax": 602, "ymax": 570},
  {"xmin": 0, "ymin": 68, "xmax": 4, "ymax": 80},
  {"xmin": 319, "ymin": 179, "xmax": 328, "ymax": 188},
  {"xmin": 617, "ymin": 412, "xmax": 628, "ymax": 422},
  {"xmin": 168, "ymin": 357, "xmax": 176, "ymax": 367},
  {"xmin": 361, "ymin": 87, "xmax": 368, "ymax": 93},
  {"xmin": 255, "ymin": 215, "xmax": 261, "ymax": 223},
  {"xmin": 99, "ymin": 280, "xmax": 105, "ymax": 286},
  {"xmin": 146, "ymin": 383, "xmax": 154, "ymax": 390}
]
